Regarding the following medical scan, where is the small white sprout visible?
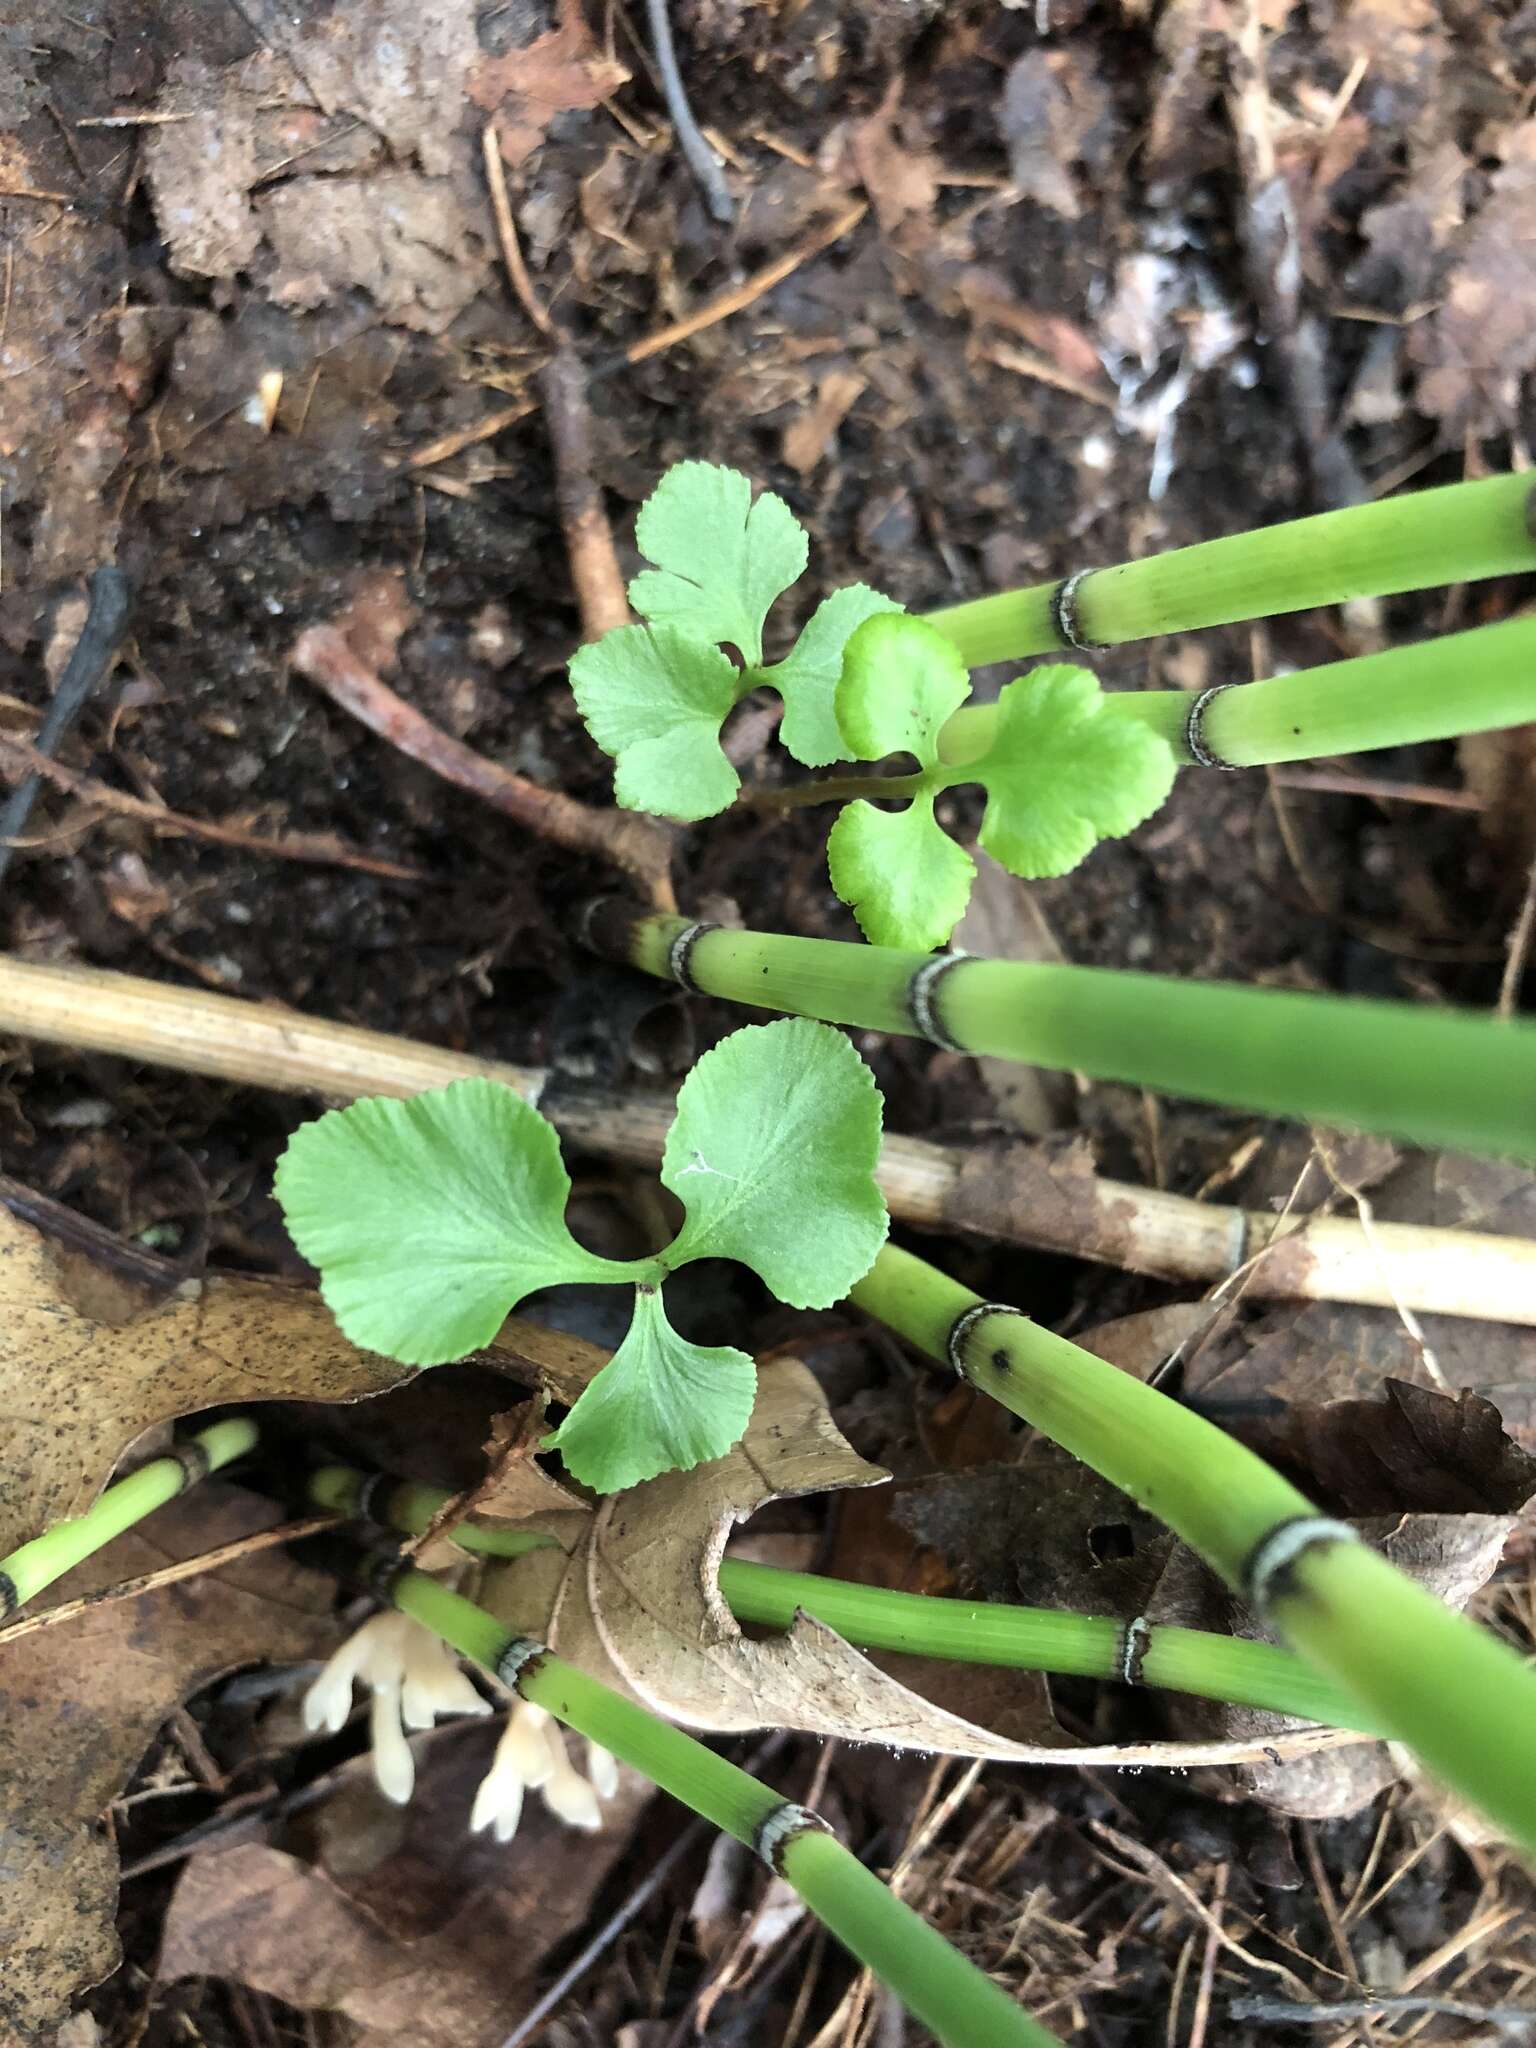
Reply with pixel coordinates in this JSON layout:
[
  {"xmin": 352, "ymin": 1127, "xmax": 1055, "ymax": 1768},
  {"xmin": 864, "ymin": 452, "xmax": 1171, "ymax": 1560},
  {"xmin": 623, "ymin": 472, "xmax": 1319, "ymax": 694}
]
[
  {"xmin": 303, "ymin": 1612, "xmax": 491, "ymax": 1807},
  {"xmin": 304, "ymin": 1615, "xmax": 619, "ymax": 1842},
  {"xmin": 468, "ymin": 1699, "xmax": 616, "ymax": 1845}
]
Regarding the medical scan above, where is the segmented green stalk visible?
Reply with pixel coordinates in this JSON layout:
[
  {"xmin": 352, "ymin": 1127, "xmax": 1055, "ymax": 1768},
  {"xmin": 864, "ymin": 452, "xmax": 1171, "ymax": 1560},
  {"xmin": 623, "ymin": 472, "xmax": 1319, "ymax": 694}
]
[
  {"xmin": 936, "ymin": 614, "xmax": 1536, "ymax": 770},
  {"xmin": 308, "ymin": 1463, "xmax": 1376, "ymax": 1730},
  {"xmin": 385, "ymin": 1564, "xmax": 1058, "ymax": 2048},
  {"xmin": 923, "ymin": 472, "xmax": 1536, "ymax": 665},
  {"xmin": 850, "ymin": 1244, "xmax": 1536, "ymax": 1859},
  {"xmin": 0, "ymin": 1417, "xmax": 257, "ymax": 1621},
  {"xmin": 582, "ymin": 905, "xmax": 1536, "ymax": 1163}
]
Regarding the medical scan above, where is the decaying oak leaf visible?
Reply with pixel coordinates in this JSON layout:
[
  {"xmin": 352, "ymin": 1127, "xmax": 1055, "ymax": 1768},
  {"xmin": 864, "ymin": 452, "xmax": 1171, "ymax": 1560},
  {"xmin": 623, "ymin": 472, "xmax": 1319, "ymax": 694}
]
[
  {"xmin": 0, "ymin": 1199, "xmax": 403, "ymax": 1556},
  {"xmin": 0, "ymin": 1486, "xmax": 334, "ymax": 2044},
  {"xmin": 892, "ymin": 1431, "xmax": 1525, "ymax": 1819},
  {"xmin": 478, "ymin": 1360, "xmax": 1357, "ymax": 1770},
  {"xmin": 158, "ymin": 1729, "xmax": 650, "ymax": 2048}
]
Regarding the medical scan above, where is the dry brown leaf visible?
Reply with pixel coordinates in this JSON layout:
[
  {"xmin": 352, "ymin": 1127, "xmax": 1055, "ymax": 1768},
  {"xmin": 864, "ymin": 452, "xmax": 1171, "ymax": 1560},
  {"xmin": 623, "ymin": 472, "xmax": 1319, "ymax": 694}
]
[
  {"xmin": 259, "ymin": 174, "xmax": 487, "ymax": 334},
  {"xmin": 0, "ymin": 1201, "xmax": 403, "ymax": 1557},
  {"xmin": 999, "ymin": 50, "xmax": 1114, "ymax": 220},
  {"xmin": 479, "ymin": 1361, "xmax": 1355, "ymax": 1770},
  {"xmin": 158, "ymin": 1731, "xmax": 650, "ymax": 2048},
  {"xmin": 143, "ymin": 57, "xmax": 267, "ymax": 281},
  {"xmin": 1412, "ymin": 121, "xmax": 1536, "ymax": 432},
  {"xmin": 0, "ymin": 202, "xmax": 133, "ymax": 579},
  {"xmin": 950, "ymin": 269, "xmax": 1107, "ymax": 389},
  {"xmin": 469, "ymin": 0, "xmax": 630, "ymax": 171},
  {"xmin": 1254, "ymin": 1380, "xmax": 1536, "ymax": 1518},
  {"xmin": 0, "ymin": 1486, "xmax": 335, "ymax": 2044},
  {"xmin": 847, "ymin": 80, "xmax": 942, "ymax": 242},
  {"xmin": 278, "ymin": 0, "xmax": 480, "ymax": 180},
  {"xmin": 782, "ymin": 369, "xmax": 866, "ymax": 476},
  {"xmin": 1186, "ymin": 1147, "xmax": 1536, "ymax": 1454}
]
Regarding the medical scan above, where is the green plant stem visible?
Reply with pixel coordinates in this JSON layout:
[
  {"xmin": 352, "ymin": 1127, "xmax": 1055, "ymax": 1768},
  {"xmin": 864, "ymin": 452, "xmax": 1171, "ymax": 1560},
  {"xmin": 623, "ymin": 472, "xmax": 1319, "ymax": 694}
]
[
  {"xmin": 849, "ymin": 1243, "xmax": 1536, "ymax": 1860},
  {"xmin": 0, "ymin": 1417, "xmax": 257, "ymax": 1618},
  {"xmin": 388, "ymin": 1566, "xmax": 1057, "ymax": 2048},
  {"xmin": 922, "ymin": 472, "xmax": 1536, "ymax": 665},
  {"xmin": 583, "ymin": 904, "xmax": 1536, "ymax": 1163},
  {"xmin": 936, "ymin": 615, "xmax": 1536, "ymax": 770},
  {"xmin": 306, "ymin": 1463, "xmax": 1377, "ymax": 1731}
]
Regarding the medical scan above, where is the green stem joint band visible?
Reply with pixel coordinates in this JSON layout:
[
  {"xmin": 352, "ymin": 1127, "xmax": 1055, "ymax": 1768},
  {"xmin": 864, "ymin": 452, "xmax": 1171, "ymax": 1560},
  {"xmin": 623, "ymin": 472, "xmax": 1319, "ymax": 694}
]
[
  {"xmin": 386, "ymin": 1564, "xmax": 1057, "ymax": 2048},
  {"xmin": 0, "ymin": 1417, "xmax": 257, "ymax": 1620},
  {"xmin": 581, "ymin": 903, "xmax": 1536, "ymax": 1164},
  {"xmin": 921, "ymin": 471, "xmax": 1536, "ymax": 665}
]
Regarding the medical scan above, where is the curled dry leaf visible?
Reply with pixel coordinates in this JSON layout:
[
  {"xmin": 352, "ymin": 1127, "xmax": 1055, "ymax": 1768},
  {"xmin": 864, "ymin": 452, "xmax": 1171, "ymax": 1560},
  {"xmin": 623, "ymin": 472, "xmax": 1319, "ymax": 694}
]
[
  {"xmin": 0, "ymin": 1486, "xmax": 335, "ymax": 2044},
  {"xmin": 0, "ymin": 1200, "xmax": 403, "ymax": 1556},
  {"xmin": 479, "ymin": 1359, "xmax": 1360, "ymax": 1770}
]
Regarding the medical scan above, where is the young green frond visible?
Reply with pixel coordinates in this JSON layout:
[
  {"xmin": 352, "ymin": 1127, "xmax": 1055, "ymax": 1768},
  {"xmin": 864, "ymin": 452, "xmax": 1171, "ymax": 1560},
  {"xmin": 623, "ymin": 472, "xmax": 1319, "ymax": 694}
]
[
  {"xmin": 567, "ymin": 463, "xmax": 900, "ymax": 818},
  {"xmin": 827, "ymin": 616, "xmax": 1177, "ymax": 949},
  {"xmin": 274, "ymin": 1021, "xmax": 887, "ymax": 1493}
]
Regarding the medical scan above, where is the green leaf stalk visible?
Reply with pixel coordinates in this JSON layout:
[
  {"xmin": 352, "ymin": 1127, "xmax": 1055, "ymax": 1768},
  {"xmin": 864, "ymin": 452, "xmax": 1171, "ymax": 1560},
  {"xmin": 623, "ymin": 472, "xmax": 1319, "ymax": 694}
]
[
  {"xmin": 384, "ymin": 1563, "xmax": 1059, "ymax": 2048},
  {"xmin": 848, "ymin": 1243, "xmax": 1536, "ymax": 1860},
  {"xmin": 582, "ymin": 904, "xmax": 1536, "ymax": 1163},
  {"xmin": 935, "ymin": 613, "xmax": 1536, "ymax": 772},
  {"xmin": 307, "ymin": 1461, "xmax": 1379, "ymax": 1731},
  {"xmin": 923, "ymin": 471, "xmax": 1536, "ymax": 665},
  {"xmin": 0, "ymin": 1417, "xmax": 257, "ymax": 1621}
]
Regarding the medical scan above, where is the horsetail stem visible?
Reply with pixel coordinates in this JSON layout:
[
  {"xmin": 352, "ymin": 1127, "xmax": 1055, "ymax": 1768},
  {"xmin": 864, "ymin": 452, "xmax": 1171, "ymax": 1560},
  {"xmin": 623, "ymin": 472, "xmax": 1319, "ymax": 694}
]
[
  {"xmin": 307, "ymin": 1462, "xmax": 1379, "ymax": 1731},
  {"xmin": 0, "ymin": 1417, "xmax": 257, "ymax": 1621},
  {"xmin": 922, "ymin": 471, "xmax": 1536, "ymax": 665},
  {"xmin": 935, "ymin": 613, "xmax": 1536, "ymax": 771},
  {"xmin": 850, "ymin": 1244, "xmax": 1536, "ymax": 1859},
  {"xmin": 380, "ymin": 1562, "xmax": 1059, "ymax": 2048},
  {"xmin": 580, "ymin": 904, "xmax": 1536, "ymax": 1163}
]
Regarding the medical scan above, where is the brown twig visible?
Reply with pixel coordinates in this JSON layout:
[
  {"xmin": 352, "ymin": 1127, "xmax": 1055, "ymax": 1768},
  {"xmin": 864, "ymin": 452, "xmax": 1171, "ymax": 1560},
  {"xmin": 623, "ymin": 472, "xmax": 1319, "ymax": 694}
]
[
  {"xmin": 481, "ymin": 122, "xmax": 556, "ymax": 339},
  {"xmin": 1268, "ymin": 767, "xmax": 1484, "ymax": 811},
  {"xmin": 290, "ymin": 625, "xmax": 675, "ymax": 906},
  {"xmin": 0, "ymin": 1513, "xmax": 337, "ymax": 1646},
  {"xmin": 1497, "ymin": 844, "xmax": 1536, "ymax": 1019},
  {"xmin": 402, "ymin": 400, "xmax": 536, "ymax": 472},
  {"xmin": 0, "ymin": 734, "xmax": 423, "ymax": 882},
  {"xmin": 536, "ymin": 348, "xmax": 633, "ymax": 640},
  {"xmin": 4, "ymin": 954, "xmax": 1536, "ymax": 1326},
  {"xmin": 620, "ymin": 199, "xmax": 867, "ymax": 367}
]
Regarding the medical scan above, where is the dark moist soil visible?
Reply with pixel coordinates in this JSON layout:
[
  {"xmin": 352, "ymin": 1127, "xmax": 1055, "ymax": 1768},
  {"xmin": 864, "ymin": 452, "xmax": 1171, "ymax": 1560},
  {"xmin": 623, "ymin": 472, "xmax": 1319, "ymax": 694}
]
[{"xmin": 3, "ymin": 0, "xmax": 1536, "ymax": 2043}]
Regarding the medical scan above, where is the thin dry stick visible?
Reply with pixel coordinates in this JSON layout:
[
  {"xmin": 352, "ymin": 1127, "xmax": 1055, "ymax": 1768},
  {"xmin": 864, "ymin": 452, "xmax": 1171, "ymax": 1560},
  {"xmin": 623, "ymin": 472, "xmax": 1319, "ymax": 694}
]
[
  {"xmin": 537, "ymin": 348, "xmax": 633, "ymax": 639},
  {"xmin": 3, "ymin": 952, "xmax": 1535, "ymax": 1327},
  {"xmin": 621, "ymin": 199, "xmax": 867, "ymax": 366},
  {"xmin": 290, "ymin": 624, "xmax": 675, "ymax": 907},
  {"xmin": 0, "ymin": 1513, "xmax": 337, "ymax": 1646},
  {"xmin": 1087, "ymin": 1821, "xmax": 1315, "ymax": 2005},
  {"xmin": 1313, "ymin": 1135, "xmax": 1447, "ymax": 1392},
  {"xmin": 1497, "ymin": 844, "xmax": 1536, "ymax": 1019},
  {"xmin": 403, "ymin": 400, "xmax": 537, "ymax": 472},
  {"xmin": 0, "ymin": 732, "xmax": 425, "ymax": 882},
  {"xmin": 1185, "ymin": 1864, "xmax": 1227, "ymax": 2048},
  {"xmin": 1268, "ymin": 768, "xmax": 1484, "ymax": 812},
  {"xmin": 1231, "ymin": 1995, "xmax": 1536, "ymax": 2026},
  {"xmin": 481, "ymin": 122, "xmax": 556, "ymax": 339}
]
